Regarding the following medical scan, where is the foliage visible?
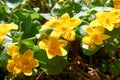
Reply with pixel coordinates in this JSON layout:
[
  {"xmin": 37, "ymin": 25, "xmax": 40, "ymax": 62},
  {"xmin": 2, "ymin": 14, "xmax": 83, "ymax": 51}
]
[{"xmin": 0, "ymin": 0, "xmax": 120, "ymax": 79}]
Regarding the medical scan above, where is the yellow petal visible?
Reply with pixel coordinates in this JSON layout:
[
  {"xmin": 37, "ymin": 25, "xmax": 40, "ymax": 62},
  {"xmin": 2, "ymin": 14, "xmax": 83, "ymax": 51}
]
[
  {"xmin": 23, "ymin": 69, "xmax": 32, "ymax": 76},
  {"xmin": 104, "ymin": 24, "xmax": 114, "ymax": 31},
  {"xmin": 95, "ymin": 26, "xmax": 104, "ymax": 33},
  {"xmin": 70, "ymin": 17, "xmax": 81, "ymax": 28},
  {"xmin": 38, "ymin": 40, "xmax": 48, "ymax": 50},
  {"xmin": 50, "ymin": 31, "xmax": 62, "ymax": 38},
  {"xmin": 33, "ymin": 59, "xmax": 39, "ymax": 67},
  {"xmin": 23, "ymin": 50, "xmax": 34, "ymax": 59},
  {"xmin": 63, "ymin": 30, "xmax": 75, "ymax": 41},
  {"xmin": 12, "ymin": 53, "xmax": 21, "ymax": 61},
  {"xmin": 61, "ymin": 13, "xmax": 70, "ymax": 21},
  {"xmin": 99, "ymin": 34, "xmax": 111, "ymax": 40},
  {"xmin": 29, "ymin": 59, "xmax": 39, "ymax": 67},
  {"xmin": 59, "ymin": 39, "xmax": 68, "ymax": 47},
  {"xmin": 96, "ymin": 11, "xmax": 105, "ymax": 19},
  {"xmin": 13, "ymin": 66, "xmax": 21, "ymax": 74},
  {"xmin": 113, "ymin": 0, "xmax": 120, "ymax": 9},
  {"xmin": 86, "ymin": 26, "xmax": 93, "ymax": 35},
  {"xmin": 58, "ymin": 47, "xmax": 67, "ymax": 56},
  {"xmin": 0, "ymin": 37, "xmax": 4, "ymax": 44},
  {"xmin": 82, "ymin": 36, "xmax": 92, "ymax": 45},
  {"xmin": 41, "ymin": 17, "xmax": 59, "ymax": 30},
  {"xmin": 0, "ymin": 24, "xmax": 10, "ymax": 34},
  {"xmin": 46, "ymin": 49, "xmax": 55, "ymax": 59},
  {"xmin": 7, "ymin": 60, "xmax": 15, "ymax": 72},
  {"xmin": 7, "ymin": 44, "xmax": 19, "ymax": 56},
  {"xmin": 90, "ymin": 20, "xmax": 101, "ymax": 27},
  {"xmin": 93, "ymin": 35, "xmax": 103, "ymax": 45},
  {"xmin": 6, "ymin": 24, "xmax": 18, "ymax": 30},
  {"xmin": 111, "ymin": 9, "xmax": 120, "ymax": 17}
]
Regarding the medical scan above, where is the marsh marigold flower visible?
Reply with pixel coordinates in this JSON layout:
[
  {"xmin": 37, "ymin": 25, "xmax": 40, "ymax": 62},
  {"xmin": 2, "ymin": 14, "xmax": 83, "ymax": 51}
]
[
  {"xmin": 90, "ymin": 11, "xmax": 120, "ymax": 31},
  {"xmin": 7, "ymin": 50, "xmax": 39, "ymax": 76},
  {"xmin": 0, "ymin": 24, "xmax": 18, "ymax": 44},
  {"xmin": 82, "ymin": 26, "xmax": 110, "ymax": 45},
  {"xmin": 41, "ymin": 13, "xmax": 81, "ymax": 41},
  {"xmin": 38, "ymin": 36, "xmax": 68, "ymax": 59},
  {"xmin": 54, "ymin": 13, "xmax": 81, "ymax": 41}
]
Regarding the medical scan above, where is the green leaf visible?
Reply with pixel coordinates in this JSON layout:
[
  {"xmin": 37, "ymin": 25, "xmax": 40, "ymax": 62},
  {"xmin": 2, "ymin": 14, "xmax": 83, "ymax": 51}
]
[
  {"xmin": 105, "ymin": 43, "xmax": 116, "ymax": 57},
  {"xmin": 14, "ymin": 10, "xmax": 30, "ymax": 20},
  {"xmin": 21, "ymin": 16, "xmax": 32, "ymax": 38},
  {"xmin": 34, "ymin": 46, "xmax": 48, "ymax": 63},
  {"xmin": 19, "ymin": 39, "xmax": 34, "ymax": 54},
  {"xmin": 21, "ymin": 39, "xmax": 34, "ymax": 48},
  {"xmin": 0, "ymin": 7, "xmax": 6, "ymax": 21},
  {"xmin": 0, "ymin": 50, "xmax": 10, "ymax": 68},
  {"xmin": 46, "ymin": 56, "xmax": 67, "ymax": 75},
  {"xmin": 115, "ymin": 61, "xmax": 120, "ymax": 71},
  {"xmin": 30, "ymin": 12, "xmax": 40, "ymax": 20},
  {"xmin": 109, "ymin": 64, "xmax": 120, "ymax": 76}
]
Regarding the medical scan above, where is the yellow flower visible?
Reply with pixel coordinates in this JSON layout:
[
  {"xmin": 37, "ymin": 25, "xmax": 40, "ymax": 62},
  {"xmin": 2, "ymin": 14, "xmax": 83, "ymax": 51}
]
[
  {"xmin": 0, "ymin": 24, "xmax": 18, "ymax": 43},
  {"xmin": 41, "ymin": 13, "xmax": 81, "ymax": 41},
  {"xmin": 7, "ymin": 50, "xmax": 39, "ymax": 76},
  {"xmin": 113, "ymin": 0, "xmax": 120, "ymax": 9},
  {"xmin": 51, "ymin": 13, "xmax": 81, "ymax": 41},
  {"xmin": 7, "ymin": 44, "xmax": 19, "ymax": 56},
  {"xmin": 90, "ymin": 11, "xmax": 120, "ymax": 31},
  {"xmin": 82, "ymin": 26, "xmax": 110, "ymax": 45},
  {"xmin": 18, "ymin": 50, "xmax": 39, "ymax": 76},
  {"xmin": 38, "ymin": 36, "xmax": 68, "ymax": 59}
]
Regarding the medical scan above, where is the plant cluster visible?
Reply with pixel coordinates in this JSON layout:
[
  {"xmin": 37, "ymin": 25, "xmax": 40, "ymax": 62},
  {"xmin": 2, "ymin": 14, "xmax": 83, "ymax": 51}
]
[{"xmin": 0, "ymin": 0, "xmax": 120, "ymax": 79}]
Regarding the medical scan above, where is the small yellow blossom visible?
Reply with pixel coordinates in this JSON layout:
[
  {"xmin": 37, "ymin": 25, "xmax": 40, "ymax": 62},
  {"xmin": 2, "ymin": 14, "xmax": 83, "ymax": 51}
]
[
  {"xmin": 7, "ymin": 44, "xmax": 19, "ymax": 56},
  {"xmin": 7, "ymin": 50, "xmax": 39, "ymax": 76},
  {"xmin": 38, "ymin": 36, "xmax": 68, "ymax": 59},
  {"xmin": 18, "ymin": 50, "xmax": 39, "ymax": 76},
  {"xmin": 0, "ymin": 24, "xmax": 18, "ymax": 44},
  {"xmin": 90, "ymin": 11, "xmax": 120, "ymax": 31},
  {"xmin": 51, "ymin": 13, "xmax": 81, "ymax": 41},
  {"xmin": 113, "ymin": 0, "xmax": 120, "ymax": 9},
  {"xmin": 41, "ymin": 13, "xmax": 81, "ymax": 41},
  {"xmin": 82, "ymin": 26, "xmax": 110, "ymax": 45}
]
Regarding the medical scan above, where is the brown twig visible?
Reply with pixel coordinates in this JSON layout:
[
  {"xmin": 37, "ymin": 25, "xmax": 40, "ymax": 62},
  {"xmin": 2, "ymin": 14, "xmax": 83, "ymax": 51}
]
[{"xmin": 35, "ymin": 71, "xmax": 44, "ymax": 80}]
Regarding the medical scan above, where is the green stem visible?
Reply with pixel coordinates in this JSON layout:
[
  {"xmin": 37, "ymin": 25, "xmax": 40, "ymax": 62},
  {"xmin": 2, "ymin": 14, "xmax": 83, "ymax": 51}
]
[{"xmin": 27, "ymin": 37, "xmax": 37, "ymax": 40}]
